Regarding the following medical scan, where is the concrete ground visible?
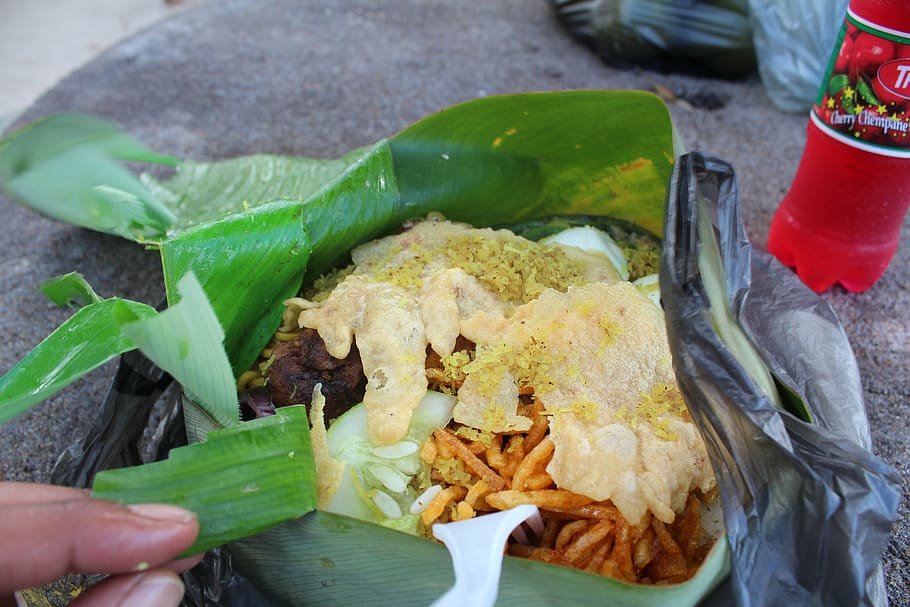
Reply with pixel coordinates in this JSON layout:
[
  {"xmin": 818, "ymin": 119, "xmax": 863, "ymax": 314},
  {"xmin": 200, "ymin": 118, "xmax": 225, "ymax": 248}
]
[{"xmin": 0, "ymin": 0, "xmax": 195, "ymax": 130}]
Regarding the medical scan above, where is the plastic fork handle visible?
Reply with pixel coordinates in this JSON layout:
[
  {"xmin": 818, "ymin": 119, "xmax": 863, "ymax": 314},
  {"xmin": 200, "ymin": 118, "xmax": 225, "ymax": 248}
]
[{"xmin": 429, "ymin": 504, "xmax": 539, "ymax": 607}]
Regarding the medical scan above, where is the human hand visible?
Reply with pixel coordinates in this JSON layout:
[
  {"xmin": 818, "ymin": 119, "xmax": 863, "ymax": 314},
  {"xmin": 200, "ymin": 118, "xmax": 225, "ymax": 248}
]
[{"xmin": 0, "ymin": 482, "xmax": 201, "ymax": 607}]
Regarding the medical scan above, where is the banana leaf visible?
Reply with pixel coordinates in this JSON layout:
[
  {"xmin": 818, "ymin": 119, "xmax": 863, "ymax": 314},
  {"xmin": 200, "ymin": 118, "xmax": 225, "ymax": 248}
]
[
  {"xmin": 0, "ymin": 91, "xmax": 679, "ymax": 426},
  {"xmin": 0, "ymin": 91, "xmax": 896, "ymax": 606},
  {"xmin": 0, "ymin": 114, "xmax": 177, "ymax": 239},
  {"xmin": 225, "ymin": 510, "xmax": 728, "ymax": 606},
  {"xmin": 94, "ymin": 405, "xmax": 317, "ymax": 555},
  {"xmin": 0, "ymin": 289, "xmax": 157, "ymax": 424}
]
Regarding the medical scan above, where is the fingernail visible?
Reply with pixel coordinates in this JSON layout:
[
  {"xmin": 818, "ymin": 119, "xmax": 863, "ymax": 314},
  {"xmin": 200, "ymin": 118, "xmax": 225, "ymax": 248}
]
[
  {"xmin": 126, "ymin": 572, "xmax": 185, "ymax": 607},
  {"xmin": 126, "ymin": 503, "xmax": 196, "ymax": 524}
]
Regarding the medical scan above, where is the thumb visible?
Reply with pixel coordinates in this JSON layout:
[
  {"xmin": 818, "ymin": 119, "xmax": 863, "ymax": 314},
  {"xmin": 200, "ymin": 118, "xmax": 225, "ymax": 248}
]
[
  {"xmin": 70, "ymin": 569, "xmax": 186, "ymax": 607},
  {"xmin": 0, "ymin": 495, "xmax": 198, "ymax": 593}
]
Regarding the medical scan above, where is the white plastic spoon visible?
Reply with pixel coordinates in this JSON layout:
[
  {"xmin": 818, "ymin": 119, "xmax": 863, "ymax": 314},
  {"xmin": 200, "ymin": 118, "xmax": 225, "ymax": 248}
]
[{"xmin": 430, "ymin": 504, "xmax": 541, "ymax": 607}]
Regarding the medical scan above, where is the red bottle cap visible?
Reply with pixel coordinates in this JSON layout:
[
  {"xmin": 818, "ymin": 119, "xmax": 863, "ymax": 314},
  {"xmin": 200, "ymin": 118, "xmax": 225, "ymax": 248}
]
[{"xmin": 850, "ymin": 0, "xmax": 910, "ymax": 35}]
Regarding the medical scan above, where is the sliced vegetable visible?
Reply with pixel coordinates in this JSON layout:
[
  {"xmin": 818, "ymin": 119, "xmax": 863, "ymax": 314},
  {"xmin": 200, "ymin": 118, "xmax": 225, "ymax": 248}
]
[
  {"xmin": 696, "ymin": 204, "xmax": 784, "ymax": 411},
  {"xmin": 632, "ymin": 273, "xmax": 661, "ymax": 306},
  {"xmin": 325, "ymin": 391, "xmax": 456, "ymax": 532},
  {"xmin": 542, "ymin": 225, "xmax": 630, "ymax": 280}
]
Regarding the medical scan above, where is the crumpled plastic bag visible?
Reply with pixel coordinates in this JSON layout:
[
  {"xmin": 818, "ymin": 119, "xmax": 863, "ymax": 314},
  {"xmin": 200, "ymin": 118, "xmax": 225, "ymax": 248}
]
[
  {"xmin": 52, "ymin": 152, "xmax": 900, "ymax": 606},
  {"xmin": 550, "ymin": 0, "xmax": 756, "ymax": 78},
  {"xmin": 660, "ymin": 152, "xmax": 899, "ymax": 606},
  {"xmin": 551, "ymin": 0, "xmax": 850, "ymax": 112}
]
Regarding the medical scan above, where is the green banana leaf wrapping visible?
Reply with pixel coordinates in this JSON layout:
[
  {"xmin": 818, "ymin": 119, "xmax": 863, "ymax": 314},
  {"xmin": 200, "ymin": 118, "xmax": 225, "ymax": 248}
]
[
  {"xmin": 180, "ymin": 91, "xmax": 733, "ymax": 606},
  {"xmin": 0, "ymin": 91, "xmax": 898, "ymax": 606}
]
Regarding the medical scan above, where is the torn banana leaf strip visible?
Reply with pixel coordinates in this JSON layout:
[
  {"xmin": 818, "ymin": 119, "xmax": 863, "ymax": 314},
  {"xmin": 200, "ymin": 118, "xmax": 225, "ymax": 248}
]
[
  {"xmin": 0, "ymin": 297, "xmax": 156, "ymax": 424},
  {"xmin": 93, "ymin": 405, "xmax": 317, "ymax": 555},
  {"xmin": 0, "ymin": 114, "xmax": 177, "ymax": 240},
  {"xmin": 40, "ymin": 271, "xmax": 104, "ymax": 308},
  {"xmin": 695, "ymin": 203, "xmax": 786, "ymax": 414},
  {"xmin": 0, "ymin": 272, "xmax": 238, "ymax": 427},
  {"xmin": 118, "ymin": 273, "xmax": 239, "ymax": 428}
]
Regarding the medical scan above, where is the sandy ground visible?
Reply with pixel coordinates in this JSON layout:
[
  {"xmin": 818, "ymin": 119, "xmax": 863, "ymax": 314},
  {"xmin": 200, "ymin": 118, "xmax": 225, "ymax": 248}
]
[{"xmin": 0, "ymin": 0, "xmax": 195, "ymax": 129}]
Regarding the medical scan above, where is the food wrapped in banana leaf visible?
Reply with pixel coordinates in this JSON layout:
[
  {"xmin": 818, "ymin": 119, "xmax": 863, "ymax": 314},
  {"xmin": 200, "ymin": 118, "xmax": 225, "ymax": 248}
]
[{"xmin": 0, "ymin": 91, "xmax": 898, "ymax": 606}]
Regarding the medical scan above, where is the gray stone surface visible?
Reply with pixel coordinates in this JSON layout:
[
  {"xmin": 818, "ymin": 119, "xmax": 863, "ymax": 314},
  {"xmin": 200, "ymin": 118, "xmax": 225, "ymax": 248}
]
[{"xmin": 0, "ymin": 0, "xmax": 906, "ymax": 604}]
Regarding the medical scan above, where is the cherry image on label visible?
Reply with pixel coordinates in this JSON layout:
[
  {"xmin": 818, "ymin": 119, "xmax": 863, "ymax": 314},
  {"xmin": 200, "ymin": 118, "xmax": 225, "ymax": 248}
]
[{"xmin": 768, "ymin": 0, "xmax": 910, "ymax": 292}]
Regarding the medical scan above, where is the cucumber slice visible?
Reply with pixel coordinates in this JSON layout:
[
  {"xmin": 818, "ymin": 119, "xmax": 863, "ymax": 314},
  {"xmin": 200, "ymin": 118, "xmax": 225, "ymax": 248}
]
[
  {"xmin": 542, "ymin": 225, "xmax": 630, "ymax": 280},
  {"xmin": 632, "ymin": 273, "xmax": 661, "ymax": 307},
  {"xmin": 325, "ymin": 391, "xmax": 456, "ymax": 531}
]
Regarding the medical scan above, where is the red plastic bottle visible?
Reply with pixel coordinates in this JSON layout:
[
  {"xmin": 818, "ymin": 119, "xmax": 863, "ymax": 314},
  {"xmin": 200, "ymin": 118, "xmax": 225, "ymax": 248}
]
[{"xmin": 768, "ymin": 0, "xmax": 910, "ymax": 293}]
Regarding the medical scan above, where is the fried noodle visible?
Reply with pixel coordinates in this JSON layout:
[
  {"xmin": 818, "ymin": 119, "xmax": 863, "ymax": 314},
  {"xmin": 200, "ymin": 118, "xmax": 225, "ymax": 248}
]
[{"xmin": 420, "ymin": 343, "xmax": 715, "ymax": 585}]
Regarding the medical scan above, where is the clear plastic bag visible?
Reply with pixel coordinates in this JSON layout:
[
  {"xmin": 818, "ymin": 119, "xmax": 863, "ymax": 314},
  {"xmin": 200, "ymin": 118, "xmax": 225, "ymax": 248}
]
[{"xmin": 748, "ymin": 0, "xmax": 850, "ymax": 112}]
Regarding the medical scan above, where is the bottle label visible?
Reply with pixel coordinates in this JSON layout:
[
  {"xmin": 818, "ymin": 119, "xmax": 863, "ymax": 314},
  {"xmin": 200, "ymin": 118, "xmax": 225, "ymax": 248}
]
[{"xmin": 814, "ymin": 8, "xmax": 910, "ymax": 158}]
